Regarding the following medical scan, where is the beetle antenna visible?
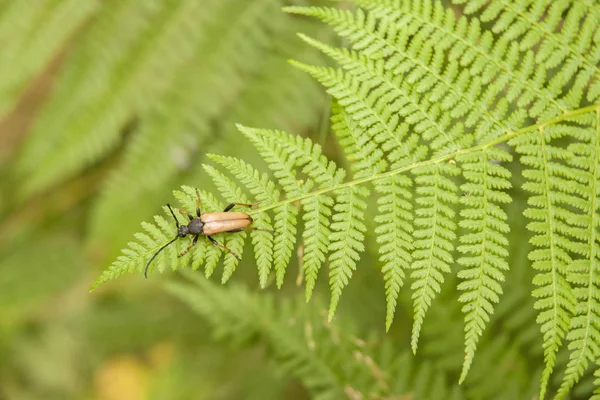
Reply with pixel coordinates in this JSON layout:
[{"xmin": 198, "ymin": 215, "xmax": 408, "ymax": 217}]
[
  {"xmin": 144, "ymin": 237, "xmax": 178, "ymax": 278},
  {"xmin": 166, "ymin": 204, "xmax": 179, "ymax": 228}
]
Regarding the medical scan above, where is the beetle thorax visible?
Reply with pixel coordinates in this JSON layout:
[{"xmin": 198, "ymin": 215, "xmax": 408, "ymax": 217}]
[{"xmin": 187, "ymin": 218, "xmax": 204, "ymax": 235}]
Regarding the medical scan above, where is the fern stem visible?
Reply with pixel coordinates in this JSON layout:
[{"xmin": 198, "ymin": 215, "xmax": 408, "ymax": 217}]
[{"xmin": 252, "ymin": 104, "xmax": 600, "ymax": 215}]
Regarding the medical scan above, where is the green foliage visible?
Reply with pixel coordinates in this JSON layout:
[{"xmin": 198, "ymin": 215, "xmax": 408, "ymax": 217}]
[
  {"xmin": 93, "ymin": 0, "xmax": 600, "ymax": 398},
  {"xmin": 167, "ymin": 271, "xmax": 466, "ymax": 400},
  {"xmin": 0, "ymin": 0, "xmax": 97, "ymax": 118},
  {"xmin": 4, "ymin": 0, "xmax": 599, "ymax": 398},
  {"xmin": 456, "ymin": 148, "xmax": 512, "ymax": 381},
  {"xmin": 9, "ymin": 0, "xmax": 326, "ymax": 256}
]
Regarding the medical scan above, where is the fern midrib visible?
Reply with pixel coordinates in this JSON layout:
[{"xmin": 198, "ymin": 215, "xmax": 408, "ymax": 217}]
[
  {"xmin": 497, "ymin": 0, "xmax": 599, "ymax": 75},
  {"xmin": 253, "ymin": 104, "xmax": 600, "ymax": 214},
  {"xmin": 381, "ymin": 1, "xmax": 567, "ymax": 113}
]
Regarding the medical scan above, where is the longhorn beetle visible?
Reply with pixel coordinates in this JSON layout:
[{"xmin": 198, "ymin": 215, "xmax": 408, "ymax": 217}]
[{"xmin": 144, "ymin": 189, "xmax": 271, "ymax": 277}]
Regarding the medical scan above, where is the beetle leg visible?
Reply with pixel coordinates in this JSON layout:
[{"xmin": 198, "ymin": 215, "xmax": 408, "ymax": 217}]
[
  {"xmin": 195, "ymin": 189, "xmax": 202, "ymax": 217},
  {"xmin": 223, "ymin": 202, "xmax": 260, "ymax": 212},
  {"xmin": 177, "ymin": 208, "xmax": 193, "ymax": 221},
  {"xmin": 179, "ymin": 235, "xmax": 199, "ymax": 257},
  {"xmin": 208, "ymin": 236, "xmax": 241, "ymax": 260}
]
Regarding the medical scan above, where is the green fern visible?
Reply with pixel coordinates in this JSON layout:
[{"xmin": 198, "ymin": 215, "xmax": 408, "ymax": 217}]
[
  {"xmin": 89, "ymin": 0, "xmax": 310, "ymax": 252},
  {"xmin": 0, "ymin": 0, "xmax": 97, "ymax": 118},
  {"xmin": 16, "ymin": 0, "xmax": 206, "ymax": 196},
  {"xmin": 93, "ymin": 0, "xmax": 600, "ymax": 397},
  {"xmin": 456, "ymin": 147, "xmax": 512, "ymax": 381},
  {"xmin": 555, "ymin": 111, "xmax": 600, "ymax": 398},
  {"xmin": 167, "ymin": 271, "xmax": 466, "ymax": 400}
]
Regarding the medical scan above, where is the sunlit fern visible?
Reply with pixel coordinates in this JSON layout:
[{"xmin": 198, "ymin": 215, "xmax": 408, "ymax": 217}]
[{"xmin": 93, "ymin": 0, "xmax": 600, "ymax": 398}]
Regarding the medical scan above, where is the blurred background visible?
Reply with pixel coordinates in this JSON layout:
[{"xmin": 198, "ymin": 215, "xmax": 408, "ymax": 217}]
[{"xmin": 0, "ymin": 0, "xmax": 596, "ymax": 399}]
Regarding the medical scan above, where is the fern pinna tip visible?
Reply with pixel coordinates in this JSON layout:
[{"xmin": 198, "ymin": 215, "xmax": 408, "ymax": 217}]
[{"xmin": 281, "ymin": 6, "xmax": 309, "ymax": 15}]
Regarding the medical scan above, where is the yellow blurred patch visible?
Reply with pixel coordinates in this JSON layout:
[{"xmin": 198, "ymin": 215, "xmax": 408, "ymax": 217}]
[{"xmin": 94, "ymin": 355, "xmax": 148, "ymax": 400}]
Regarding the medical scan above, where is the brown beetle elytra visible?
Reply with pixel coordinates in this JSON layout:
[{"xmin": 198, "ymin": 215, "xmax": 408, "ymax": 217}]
[{"xmin": 144, "ymin": 189, "xmax": 271, "ymax": 277}]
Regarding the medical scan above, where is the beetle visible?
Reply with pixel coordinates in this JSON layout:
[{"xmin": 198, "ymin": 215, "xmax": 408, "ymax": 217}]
[{"xmin": 144, "ymin": 189, "xmax": 270, "ymax": 277}]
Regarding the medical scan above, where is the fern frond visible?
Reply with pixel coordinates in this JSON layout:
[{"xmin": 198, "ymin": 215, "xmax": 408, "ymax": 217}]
[
  {"xmin": 237, "ymin": 126, "xmax": 307, "ymax": 197},
  {"xmin": 456, "ymin": 147, "xmax": 512, "ymax": 382},
  {"xmin": 168, "ymin": 272, "xmax": 465, "ymax": 399},
  {"xmin": 510, "ymin": 124, "xmax": 581, "ymax": 398},
  {"xmin": 239, "ymin": 125, "xmax": 347, "ymax": 302},
  {"xmin": 17, "ymin": 0, "xmax": 213, "ymax": 197},
  {"xmin": 92, "ymin": 214, "xmax": 176, "ymax": 289},
  {"xmin": 330, "ymin": 102, "xmax": 387, "ymax": 177},
  {"xmin": 375, "ymin": 174, "xmax": 413, "ymax": 331},
  {"xmin": 349, "ymin": 0, "xmax": 568, "ymax": 121},
  {"xmin": 90, "ymin": 0, "xmax": 287, "ymax": 251},
  {"xmin": 594, "ymin": 366, "xmax": 600, "ymax": 399},
  {"xmin": 242, "ymin": 125, "xmax": 368, "ymax": 317},
  {"xmin": 237, "ymin": 125, "xmax": 325, "ymax": 299},
  {"xmin": 94, "ymin": 107, "xmax": 600, "ymax": 396},
  {"xmin": 247, "ymin": 125, "xmax": 368, "ymax": 318},
  {"xmin": 556, "ymin": 111, "xmax": 600, "ymax": 398},
  {"xmin": 293, "ymin": 34, "xmax": 434, "ymax": 161},
  {"xmin": 202, "ymin": 164, "xmax": 252, "ymax": 284},
  {"xmin": 92, "ymin": 0, "xmax": 600, "ymax": 395},
  {"xmin": 207, "ymin": 154, "xmax": 278, "ymax": 288},
  {"xmin": 328, "ymin": 185, "xmax": 368, "ymax": 320},
  {"xmin": 455, "ymin": 0, "xmax": 600, "ymax": 105},
  {"xmin": 410, "ymin": 162, "xmax": 460, "ymax": 353},
  {"xmin": 286, "ymin": 4, "xmax": 514, "ymax": 142},
  {"xmin": 331, "ymin": 104, "xmax": 412, "ymax": 330},
  {"xmin": 174, "ymin": 187, "xmax": 224, "ymax": 278},
  {"xmin": 0, "ymin": 0, "xmax": 97, "ymax": 117},
  {"xmin": 300, "ymin": 194, "xmax": 333, "ymax": 301}
]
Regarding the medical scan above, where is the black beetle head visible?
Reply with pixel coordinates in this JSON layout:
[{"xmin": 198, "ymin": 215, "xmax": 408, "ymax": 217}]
[{"xmin": 177, "ymin": 225, "xmax": 189, "ymax": 237}]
